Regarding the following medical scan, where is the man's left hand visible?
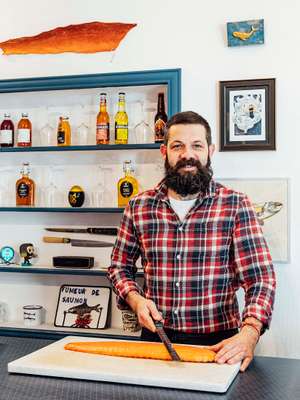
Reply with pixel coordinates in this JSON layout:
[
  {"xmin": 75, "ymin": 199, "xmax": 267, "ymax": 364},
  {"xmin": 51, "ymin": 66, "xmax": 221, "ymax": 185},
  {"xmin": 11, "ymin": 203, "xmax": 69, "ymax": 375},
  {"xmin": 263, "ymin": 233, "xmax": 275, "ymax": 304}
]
[{"xmin": 208, "ymin": 326, "xmax": 259, "ymax": 372}]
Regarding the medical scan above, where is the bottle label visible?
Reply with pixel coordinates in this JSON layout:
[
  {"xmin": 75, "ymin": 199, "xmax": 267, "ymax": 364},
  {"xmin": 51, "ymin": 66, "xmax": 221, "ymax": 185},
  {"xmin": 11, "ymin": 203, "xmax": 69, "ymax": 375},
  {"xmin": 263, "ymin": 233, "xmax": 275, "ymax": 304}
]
[
  {"xmin": 18, "ymin": 129, "xmax": 31, "ymax": 143},
  {"xmin": 0, "ymin": 129, "xmax": 13, "ymax": 144},
  {"xmin": 120, "ymin": 181, "xmax": 134, "ymax": 198},
  {"xmin": 96, "ymin": 124, "xmax": 109, "ymax": 141},
  {"xmin": 154, "ymin": 119, "xmax": 166, "ymax": 142},
  {"xmin": 17, "ymin": 183, "xmax": 29, "ymax": 198},
  {"xmin": 115, "ymin": 125, "xmax": 128, "ymax": 140},
  {"xmin": 57, "ymin": 130, "xmax": 65, "ymax": 144}
]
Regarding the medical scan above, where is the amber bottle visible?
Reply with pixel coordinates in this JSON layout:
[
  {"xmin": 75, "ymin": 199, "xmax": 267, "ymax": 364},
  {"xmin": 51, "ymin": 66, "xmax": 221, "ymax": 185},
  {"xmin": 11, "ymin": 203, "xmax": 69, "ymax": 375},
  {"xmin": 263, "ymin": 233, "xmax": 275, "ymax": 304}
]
[
  {"xmin": 17, "ymin": 113, "xmax": 32, "ymax": 147},
  {"xmin": 16, "ymin": 162, "xmax": 35, "ymax": 206},
  {"xmin": 96, "ymin": 93, "xmax": 110, "ymax": 144},
  {"xmin": 154, "ymin": 93, "xmax": 168, "ymax": 143}
]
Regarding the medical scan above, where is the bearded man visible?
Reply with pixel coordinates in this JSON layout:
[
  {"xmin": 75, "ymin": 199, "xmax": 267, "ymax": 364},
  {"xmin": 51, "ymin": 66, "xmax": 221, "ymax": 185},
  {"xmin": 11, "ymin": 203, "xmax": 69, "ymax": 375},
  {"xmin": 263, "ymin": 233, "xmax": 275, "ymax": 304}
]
[{"xmin": 108, "ymin": 111, "xmax": 276, "ymax": 372}]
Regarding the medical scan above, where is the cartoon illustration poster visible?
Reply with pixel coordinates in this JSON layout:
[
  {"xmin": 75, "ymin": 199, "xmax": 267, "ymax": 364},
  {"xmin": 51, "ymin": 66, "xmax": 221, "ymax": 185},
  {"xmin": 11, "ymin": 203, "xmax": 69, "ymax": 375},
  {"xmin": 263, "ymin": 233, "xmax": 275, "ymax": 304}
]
[
  {"xmin": 227, "ymin": 19, "xmax": 264, "ymax": 47},
  {"xmin": 54, "ymin": 285, "xmax": 111, "ymax": 329}
]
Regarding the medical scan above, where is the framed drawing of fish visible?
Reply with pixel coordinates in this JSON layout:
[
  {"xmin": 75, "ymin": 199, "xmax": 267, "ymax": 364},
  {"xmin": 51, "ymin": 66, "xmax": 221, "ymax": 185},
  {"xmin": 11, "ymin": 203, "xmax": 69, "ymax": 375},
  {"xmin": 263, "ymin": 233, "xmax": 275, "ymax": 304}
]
[
  {"xmin": 220, "ymin": 78, "xmax": 276, "ymax": 151},
  {"xmin": 227, "ymin": 19, "xmax": 264, "ymax": 47},
  {"xmin": 54, "ymin": 285, "xmax": 111, "ymax": 329},
  {"xmin": 218, "ymin": 178, "xmax": 289, "ymax": 263}
]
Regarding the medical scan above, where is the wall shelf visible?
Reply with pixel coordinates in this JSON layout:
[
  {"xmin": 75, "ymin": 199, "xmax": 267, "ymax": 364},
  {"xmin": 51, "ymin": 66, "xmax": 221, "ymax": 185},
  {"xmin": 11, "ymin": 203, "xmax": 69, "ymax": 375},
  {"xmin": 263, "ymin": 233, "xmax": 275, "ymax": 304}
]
[
  {"xmin": 0, "ymin": 265, "xmax": 144, "ymax": 277},
  {"xmin": 0, "ymin": 143, "xmax": 161, "ymax": 153},
  {"xmin": 0, "ymin": 323, "xmax": 142, "ymax": 341},
  {"xmin": 0, "ymin": 207, "xmax": 124, "ymax": 213}
]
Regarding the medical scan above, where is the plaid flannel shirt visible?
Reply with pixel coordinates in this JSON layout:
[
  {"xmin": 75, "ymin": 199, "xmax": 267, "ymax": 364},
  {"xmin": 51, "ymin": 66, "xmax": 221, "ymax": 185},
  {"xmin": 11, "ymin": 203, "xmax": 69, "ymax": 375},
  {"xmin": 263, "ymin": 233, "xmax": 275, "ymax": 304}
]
[{"xmin": 107, "ymin": 179, "xmax": 276, "ymax": 333}]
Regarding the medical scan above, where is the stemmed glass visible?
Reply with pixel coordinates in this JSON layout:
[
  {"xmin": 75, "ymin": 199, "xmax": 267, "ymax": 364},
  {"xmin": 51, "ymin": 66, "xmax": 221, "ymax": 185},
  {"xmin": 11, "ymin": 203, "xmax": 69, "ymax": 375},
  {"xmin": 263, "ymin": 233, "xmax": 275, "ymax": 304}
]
[
  {"xmin": 92, "ymin": 164, "xmax": 113, "ymax": 207},
  {"xmin": 134, "ymin": 101, "xmax": 153, "ymax": 144},
  {"xmin": 0, "ymin": 167, "xmax": 13, "ymax": 206},
  {"xmin": 43, "ymin": 166, "xmax": 64, "ymax": 207}
]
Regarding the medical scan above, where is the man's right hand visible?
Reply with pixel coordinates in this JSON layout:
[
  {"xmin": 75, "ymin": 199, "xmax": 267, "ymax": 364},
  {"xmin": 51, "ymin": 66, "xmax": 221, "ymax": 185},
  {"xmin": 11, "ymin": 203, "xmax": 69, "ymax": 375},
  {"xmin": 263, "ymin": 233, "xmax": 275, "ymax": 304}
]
[{"xmin": 125, "ymin": 291, "xmax": 163, "ymax": 332}]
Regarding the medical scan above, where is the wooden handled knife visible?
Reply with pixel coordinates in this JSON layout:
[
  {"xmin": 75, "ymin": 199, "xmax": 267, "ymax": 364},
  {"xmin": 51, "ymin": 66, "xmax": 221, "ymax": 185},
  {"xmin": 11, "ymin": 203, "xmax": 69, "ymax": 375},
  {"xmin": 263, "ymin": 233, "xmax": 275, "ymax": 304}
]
[
  {"xmin": 154, "ymin": 320, "xmax": 181, "ymax": 361},
  {"xmin": 45, "ymin": 227, "xmax": 118, "ymax": 235},
  {"xmin": 43, "ymin": 236, "xmax": 114, "ymax": 247}
]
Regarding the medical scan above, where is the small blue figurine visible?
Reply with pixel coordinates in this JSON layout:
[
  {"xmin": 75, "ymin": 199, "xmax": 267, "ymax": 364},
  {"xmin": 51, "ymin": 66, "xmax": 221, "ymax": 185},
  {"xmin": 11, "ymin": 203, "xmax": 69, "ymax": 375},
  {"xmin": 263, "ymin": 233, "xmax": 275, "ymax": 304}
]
[{"xmin": 19, "ymin": 243, "xmax": 37, "ymax": 266}]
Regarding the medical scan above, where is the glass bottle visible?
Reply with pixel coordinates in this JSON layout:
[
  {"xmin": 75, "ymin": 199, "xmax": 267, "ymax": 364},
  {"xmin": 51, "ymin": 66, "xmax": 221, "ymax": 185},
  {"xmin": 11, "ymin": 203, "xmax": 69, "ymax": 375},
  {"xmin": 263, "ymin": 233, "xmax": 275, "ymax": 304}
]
[
  {"xmin": 16, "ymin": 162, "xmax": 35, "ymax": 206},
  {"xmin": 115, "ymin": 92, "xmax": 128, "ymax": 145},
  {"xmin": 0, "ymin": 114, "xmax": 14, "ymax": 147},
  {"xmin": 117, "ymin": 160, "xmax": 139, "ymax": 207},
  {"xmin": 17, "ymin": 113, "xmax": 32, "ymax": 147},
  {"xmin": 96, "ymin": 93, "xmax": 110, "ymax": 144},
  {"xmin": 57, "ymin": 116, "xmax": 71, "ymax": 146},
  {"xmin": 154, "ymin": 93, "xmax": 168, "ymax": 143}
]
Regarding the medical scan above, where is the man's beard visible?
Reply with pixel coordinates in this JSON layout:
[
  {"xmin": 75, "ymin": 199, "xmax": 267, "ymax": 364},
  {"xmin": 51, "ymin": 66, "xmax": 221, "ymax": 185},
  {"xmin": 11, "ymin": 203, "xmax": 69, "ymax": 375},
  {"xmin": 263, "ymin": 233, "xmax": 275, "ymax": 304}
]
[{"xmin": 164, "ymin": 156, "xmax": 213, "ymax": 197}]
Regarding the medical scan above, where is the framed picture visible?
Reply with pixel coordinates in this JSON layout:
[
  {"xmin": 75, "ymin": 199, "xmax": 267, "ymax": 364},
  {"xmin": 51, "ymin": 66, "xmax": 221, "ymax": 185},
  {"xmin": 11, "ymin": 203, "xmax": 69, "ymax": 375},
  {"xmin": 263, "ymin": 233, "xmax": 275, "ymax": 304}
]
[
  {"xmin": 54, "ymin": 285, "xmax": 111, "ymax": 329},
  {"xmin": 220, "ymin": 78, "xmax": 275, "ymax": 151},
  {"xmin": 227, "ymin": 19, "xmax": 264, "ymax": 47},
  {"xmin": 218, "ymin": 178, "xmax": 290, "ymax": 263}
]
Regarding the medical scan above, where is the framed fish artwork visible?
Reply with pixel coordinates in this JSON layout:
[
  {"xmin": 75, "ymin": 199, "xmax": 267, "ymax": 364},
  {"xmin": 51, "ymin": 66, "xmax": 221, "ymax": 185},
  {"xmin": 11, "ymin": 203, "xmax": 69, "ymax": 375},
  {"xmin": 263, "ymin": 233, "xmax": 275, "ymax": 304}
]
[
  {"xmin": 227, "ymin": 19, "xmax": 264, "ymax": 47},
  {"xmin": 220, "ymin": 78, "xmax": 276, "ymax": 151},
  {"xmin": 217, "ymin": 178, "xmax": 290, "ymax": 264},
  {"xmin": 54, "ymin": 285, "xmax": 111, "ymax": 329}
]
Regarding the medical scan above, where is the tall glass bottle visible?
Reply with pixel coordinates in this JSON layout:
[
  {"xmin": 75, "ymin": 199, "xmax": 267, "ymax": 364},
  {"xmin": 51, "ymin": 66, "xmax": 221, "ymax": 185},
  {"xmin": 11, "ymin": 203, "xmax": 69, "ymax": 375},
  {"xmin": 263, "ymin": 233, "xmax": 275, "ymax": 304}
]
[
  {"xmin": 96, "ymin": 93, "xmax": 110, "ymax": 144},
  {"xmin": 154, "ymin": 93, "xmax": 168, "ymax": 143},
  {"xmin": 115, "ymin": 92, "xmax": 128, "ymax": 145},
  {"xmin": 0, "ymin": 114, "xmax": 14, "ymax": 147},
  {"xmin": 117, "ymin": 160, "xmax": 139, "ymax": 207},
  {"xmin": 57, "ymin": 116, "xmax": 71, "ymax": 146},
  {"xmin": 17, "ymin": 113, "xmax": 32, "ymax": 147},
  {"xmin": 16, "ymin": 162, "xmax": 35, "ymax": 206}
]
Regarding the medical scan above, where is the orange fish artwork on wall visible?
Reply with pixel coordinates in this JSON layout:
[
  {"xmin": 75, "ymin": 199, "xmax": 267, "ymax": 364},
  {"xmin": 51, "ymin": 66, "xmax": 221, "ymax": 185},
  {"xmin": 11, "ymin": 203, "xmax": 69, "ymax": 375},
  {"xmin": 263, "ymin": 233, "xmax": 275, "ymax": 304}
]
[{"xmin": 0, "ymin": 21, "xmax": 137, "ymax": 55}]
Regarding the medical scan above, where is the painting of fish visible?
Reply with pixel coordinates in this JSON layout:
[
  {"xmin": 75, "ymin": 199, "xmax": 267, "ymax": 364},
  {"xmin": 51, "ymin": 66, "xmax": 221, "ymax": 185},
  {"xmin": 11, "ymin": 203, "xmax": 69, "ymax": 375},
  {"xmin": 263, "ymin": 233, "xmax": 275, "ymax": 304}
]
[{"xmin": 227, "ymin": 19, "xmax": 264, "ymax": 47}]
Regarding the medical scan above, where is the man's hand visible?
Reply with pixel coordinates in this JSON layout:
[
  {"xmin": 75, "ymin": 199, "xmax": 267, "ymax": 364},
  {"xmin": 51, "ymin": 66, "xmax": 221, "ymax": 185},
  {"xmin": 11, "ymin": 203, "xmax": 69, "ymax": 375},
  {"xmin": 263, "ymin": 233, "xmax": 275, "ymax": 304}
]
[
  {"xmin": 209, "ymin": 324, "xmax": 260, "ymax": 372},
  {"xmin": 125, "ymin": 291, "xmax": 162, "ymax": 332}
]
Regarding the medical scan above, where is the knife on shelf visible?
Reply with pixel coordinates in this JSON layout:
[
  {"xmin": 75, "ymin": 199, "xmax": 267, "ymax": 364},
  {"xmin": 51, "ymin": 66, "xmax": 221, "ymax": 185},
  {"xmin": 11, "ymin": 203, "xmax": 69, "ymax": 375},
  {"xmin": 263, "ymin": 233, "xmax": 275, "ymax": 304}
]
[
  {"xmin": 45, "ymin": 227, "xmax": 118, "ymax": 236},
  {"xmin": 43, "ymin": 236, "xmax": 114, "ymax": 248}
]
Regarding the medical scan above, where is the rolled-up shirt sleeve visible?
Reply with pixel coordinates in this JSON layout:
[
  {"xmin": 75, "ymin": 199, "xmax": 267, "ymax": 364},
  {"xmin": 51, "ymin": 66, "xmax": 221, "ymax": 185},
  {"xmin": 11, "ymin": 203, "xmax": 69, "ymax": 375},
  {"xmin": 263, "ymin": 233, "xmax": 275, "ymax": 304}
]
[
  {"xmin": 107, "ymin": 201, "xmax": 143, "ymax": 309},
  {"xmin": 233, "ymin": 195, "xmax": 276, "ymax": 330}
]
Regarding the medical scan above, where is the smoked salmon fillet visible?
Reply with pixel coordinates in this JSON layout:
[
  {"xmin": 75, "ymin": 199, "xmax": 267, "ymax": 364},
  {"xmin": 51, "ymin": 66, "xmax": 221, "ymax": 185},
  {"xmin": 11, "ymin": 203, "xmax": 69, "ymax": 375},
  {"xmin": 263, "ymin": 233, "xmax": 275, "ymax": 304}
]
[
  {"xmin": 0, "ymin": 21, "xmax": 137, "ymax": 55},
  {"xmin": 64, "ymin": 341, "xmax": 216, "ymax": 363}
]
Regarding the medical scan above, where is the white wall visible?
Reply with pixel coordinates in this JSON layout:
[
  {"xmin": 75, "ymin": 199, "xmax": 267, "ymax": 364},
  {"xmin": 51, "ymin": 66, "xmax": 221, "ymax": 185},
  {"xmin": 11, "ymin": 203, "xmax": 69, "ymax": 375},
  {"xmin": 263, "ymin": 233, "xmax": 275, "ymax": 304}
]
[{"xmin": 0, "ymin": 0, "xmax": 299, "ymax": 359}]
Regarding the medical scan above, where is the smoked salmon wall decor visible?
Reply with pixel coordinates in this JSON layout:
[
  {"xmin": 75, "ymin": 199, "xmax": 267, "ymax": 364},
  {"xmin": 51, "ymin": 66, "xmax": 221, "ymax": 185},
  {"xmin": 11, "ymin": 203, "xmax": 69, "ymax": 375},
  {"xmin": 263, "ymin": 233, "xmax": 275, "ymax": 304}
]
[
  {"xmin": 227, "ymin": 19, "xmax": 264, "ymax": 47},
  {"xmin": 0, "ymin": 21, "xmax": 137, "ymax": 55}
]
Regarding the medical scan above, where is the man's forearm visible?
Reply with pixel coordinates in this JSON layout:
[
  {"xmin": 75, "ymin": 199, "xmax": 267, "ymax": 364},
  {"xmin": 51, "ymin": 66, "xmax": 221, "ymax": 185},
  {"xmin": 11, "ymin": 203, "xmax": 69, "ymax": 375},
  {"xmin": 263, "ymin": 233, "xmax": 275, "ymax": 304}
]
[{"xmin": 125, "ymin": 290, "xmax": 144, "ymax": 313}]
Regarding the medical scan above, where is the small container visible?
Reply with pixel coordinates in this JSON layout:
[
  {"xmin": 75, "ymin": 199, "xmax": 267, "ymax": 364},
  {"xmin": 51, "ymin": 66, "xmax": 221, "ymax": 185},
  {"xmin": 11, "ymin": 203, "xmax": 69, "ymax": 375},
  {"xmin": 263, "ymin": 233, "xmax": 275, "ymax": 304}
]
[
  {"xmin": 121, "ymin": 310, "xmax": 140, "ymax": 332},
  {"xmin": 23, "ymin": 305, "xmax": 43, "ymax": 326},
  {"xmin": 68, "ymin": 185, "xmax": 85, "ymax": 207}
]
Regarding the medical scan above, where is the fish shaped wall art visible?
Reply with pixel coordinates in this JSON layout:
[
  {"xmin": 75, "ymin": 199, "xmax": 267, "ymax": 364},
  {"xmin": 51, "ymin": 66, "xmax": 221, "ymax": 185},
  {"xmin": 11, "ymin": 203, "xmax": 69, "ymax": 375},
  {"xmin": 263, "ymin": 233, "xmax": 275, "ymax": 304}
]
[
  {"xmin": 227, "ymin": 19, "xmax": 264, "ymax": 47},
  {"xmin": 0, "ymin": 21, "xmax": 137, "ymax": 55}
]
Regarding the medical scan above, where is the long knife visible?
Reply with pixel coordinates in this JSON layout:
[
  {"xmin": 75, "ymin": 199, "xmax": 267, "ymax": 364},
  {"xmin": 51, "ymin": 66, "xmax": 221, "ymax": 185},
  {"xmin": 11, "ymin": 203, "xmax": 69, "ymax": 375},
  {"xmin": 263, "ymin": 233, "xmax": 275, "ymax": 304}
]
[
  {"xmin": 45, "ymin": 227, "xmax": 118, "ymax": 236},
  {"xmin": 43, "ymin": 236, "xmax": 114, "ymax": 248},
  {"xmin": 154, "ymin": 320, "xmax": 181, "ymax": 361}
]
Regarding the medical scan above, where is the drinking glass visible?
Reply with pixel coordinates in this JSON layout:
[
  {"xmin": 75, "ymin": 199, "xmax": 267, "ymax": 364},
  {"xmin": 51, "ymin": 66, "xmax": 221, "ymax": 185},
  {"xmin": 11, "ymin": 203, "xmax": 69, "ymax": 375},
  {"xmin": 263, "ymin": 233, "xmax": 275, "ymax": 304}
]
[
  {"xmin": 75, "ymin": 122, "xmax": 89, "ymax": 145},
  {"xmin": 39, "ymin": 123, "xmax": 55, "ymax": 146},
  {"xmin": 134, "ymin": 101, "xmax": 153, "ymax": 144},
  {"xmin": 43, "ymin": 166, "xmax": 64, "ymax": 207},
  {"xmin": 92, "ymin": 165, "xmax": 113, "ymax": 207},
  {"xmin": 0, "ymin": 167, "xmax": 13, "ymax": 206}
]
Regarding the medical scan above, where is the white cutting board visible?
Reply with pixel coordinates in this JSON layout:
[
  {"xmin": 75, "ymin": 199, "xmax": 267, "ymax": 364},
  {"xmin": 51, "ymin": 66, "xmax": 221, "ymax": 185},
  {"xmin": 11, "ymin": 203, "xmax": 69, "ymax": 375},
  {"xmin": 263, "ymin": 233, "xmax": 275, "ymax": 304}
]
[{"xmin": 8, "ymin": 336, "xmax": 240, "ymax": 393}]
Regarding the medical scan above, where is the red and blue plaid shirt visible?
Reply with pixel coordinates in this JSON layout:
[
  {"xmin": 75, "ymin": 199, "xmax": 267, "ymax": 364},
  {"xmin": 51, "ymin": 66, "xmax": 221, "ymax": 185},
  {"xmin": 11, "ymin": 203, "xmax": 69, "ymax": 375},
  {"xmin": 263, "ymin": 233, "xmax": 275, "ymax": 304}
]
[{"xmin": 108, "ymin": 179, "xmax": 276, "ymax": 333}]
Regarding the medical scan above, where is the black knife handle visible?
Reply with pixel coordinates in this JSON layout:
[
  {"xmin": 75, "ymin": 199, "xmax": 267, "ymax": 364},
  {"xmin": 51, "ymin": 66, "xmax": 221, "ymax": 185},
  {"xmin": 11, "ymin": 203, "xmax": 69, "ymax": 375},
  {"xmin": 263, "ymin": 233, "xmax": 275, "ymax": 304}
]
[{"xmin": 86, "ymin": 228, "xmax": 118, "ymax": 235}]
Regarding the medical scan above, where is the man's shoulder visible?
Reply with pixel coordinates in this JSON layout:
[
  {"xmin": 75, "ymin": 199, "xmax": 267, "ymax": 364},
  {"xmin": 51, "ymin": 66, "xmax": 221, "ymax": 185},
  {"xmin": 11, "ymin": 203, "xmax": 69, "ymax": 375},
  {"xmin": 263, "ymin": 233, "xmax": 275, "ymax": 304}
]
[
  {"xmin": 214, "ymin": 181, "xmax": 248, "ymax": 201},
  {"xmin": 130, "ymin": 187, "xmax": 159, "ymax": 206}
]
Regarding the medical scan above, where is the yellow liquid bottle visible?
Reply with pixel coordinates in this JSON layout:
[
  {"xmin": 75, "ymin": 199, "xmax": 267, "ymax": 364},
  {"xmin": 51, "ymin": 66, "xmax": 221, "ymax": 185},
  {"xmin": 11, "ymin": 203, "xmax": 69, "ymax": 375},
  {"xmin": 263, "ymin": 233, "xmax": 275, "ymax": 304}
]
[
  {"xmin": 115, "ymin": 92, "xmax": 128, "ymax": 144},
  {"xmin": 117, "ymin": 160, "xmax": 139, "ymax": 207},
  {"xmin": 57, "ymin": 116, "xmax": 71, "ymax": 146},
  {"xmin": 16, "ymin": 162, "xmax": 35, "ymax": 206}
]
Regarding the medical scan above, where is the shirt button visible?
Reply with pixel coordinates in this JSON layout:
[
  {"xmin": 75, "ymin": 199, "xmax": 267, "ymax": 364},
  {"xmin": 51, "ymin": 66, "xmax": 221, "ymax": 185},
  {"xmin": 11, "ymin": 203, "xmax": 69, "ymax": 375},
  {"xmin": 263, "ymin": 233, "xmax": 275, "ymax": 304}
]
[
  {"xmin": 175, "ymin": 282, "xmax": 180, "ymax": 287},
  {"xmin": 176, "ymin": 254, "xmax": 181, "ymax": 260},
  {"xmin": 178, "ymin": 226, "xmax": 183, "ymax": 232},
  {"xmin": 174, "ymin": 309, "xmax": 178, "ymax": 315}
]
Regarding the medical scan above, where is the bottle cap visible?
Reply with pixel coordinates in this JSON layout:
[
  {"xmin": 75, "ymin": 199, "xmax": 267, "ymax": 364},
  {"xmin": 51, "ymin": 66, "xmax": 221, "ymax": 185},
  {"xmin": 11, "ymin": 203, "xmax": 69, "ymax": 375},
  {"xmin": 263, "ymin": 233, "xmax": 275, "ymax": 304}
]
[
  {"xmin": 119, "ymin": 92, "xmax": 125, "ymax": 96},
  {"xmin": 22, "ymin": 113, "xmax": 28, "ymax": 118},
  {"xmin": 4, "ymin": 113, "xmax": 10, "ymax": 118}
]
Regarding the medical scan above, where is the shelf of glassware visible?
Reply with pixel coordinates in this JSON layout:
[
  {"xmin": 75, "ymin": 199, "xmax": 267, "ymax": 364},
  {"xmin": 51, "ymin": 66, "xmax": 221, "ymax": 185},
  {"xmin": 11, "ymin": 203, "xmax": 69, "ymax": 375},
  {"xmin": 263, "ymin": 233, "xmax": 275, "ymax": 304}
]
[
  {"xmin": 0, "ymin": 322, "xmax": 142, "ymax": 340},
  {"xmin": 0, "ymin": 207, "xmax": 124, "ymax": 213},
  {"xmin": 0, "ymin": 143, "xmax": 161, "ymax": 153}
]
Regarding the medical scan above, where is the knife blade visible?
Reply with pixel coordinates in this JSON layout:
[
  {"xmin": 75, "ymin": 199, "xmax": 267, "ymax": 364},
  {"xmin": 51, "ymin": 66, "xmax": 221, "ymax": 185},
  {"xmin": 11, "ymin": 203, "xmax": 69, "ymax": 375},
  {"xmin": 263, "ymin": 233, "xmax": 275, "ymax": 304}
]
[
  {"xmin": 45, "ymin": 227, "xmax": 118, "ymax": 236},
  {"xmin": 43, "ymin": 236, "xmax": 114, "ymax": 248},
  {"xmin": 154, "ymin": 320, "xmax": 181, "ymax": 361}
]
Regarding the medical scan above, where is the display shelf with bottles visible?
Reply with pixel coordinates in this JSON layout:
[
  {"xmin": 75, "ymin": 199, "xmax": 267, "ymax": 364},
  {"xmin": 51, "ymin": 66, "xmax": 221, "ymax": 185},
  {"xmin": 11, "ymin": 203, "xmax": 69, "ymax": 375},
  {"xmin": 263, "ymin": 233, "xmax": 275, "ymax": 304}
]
[{"xmin": 0, "ymin": 69, "xmax": 181, "ymax": 340}]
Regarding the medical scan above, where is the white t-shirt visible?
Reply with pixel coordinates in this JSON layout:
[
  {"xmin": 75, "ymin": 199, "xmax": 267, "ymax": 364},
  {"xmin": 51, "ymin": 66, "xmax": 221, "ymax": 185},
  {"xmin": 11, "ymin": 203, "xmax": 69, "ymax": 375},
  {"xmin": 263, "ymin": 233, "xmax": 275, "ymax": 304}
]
[{"xmin": 169, "ymin": 197, "xmax": 197, "ymax": 222}]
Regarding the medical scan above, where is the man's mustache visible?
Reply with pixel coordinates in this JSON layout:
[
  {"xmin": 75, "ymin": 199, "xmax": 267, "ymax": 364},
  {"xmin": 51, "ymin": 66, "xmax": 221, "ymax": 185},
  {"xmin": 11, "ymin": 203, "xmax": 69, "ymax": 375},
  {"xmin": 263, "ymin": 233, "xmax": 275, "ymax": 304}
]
[{"xmin": 174, "ymin": 158, "xmax": 203, "ymax": 172}]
